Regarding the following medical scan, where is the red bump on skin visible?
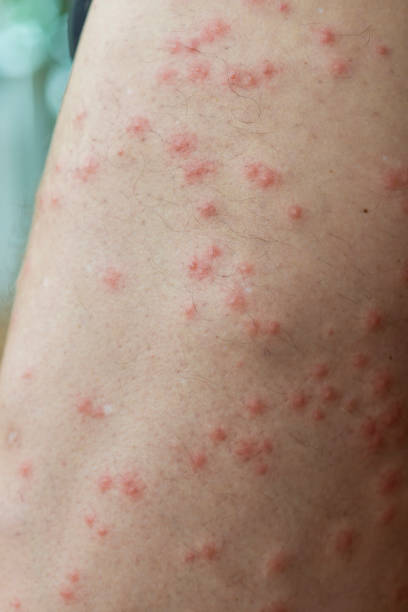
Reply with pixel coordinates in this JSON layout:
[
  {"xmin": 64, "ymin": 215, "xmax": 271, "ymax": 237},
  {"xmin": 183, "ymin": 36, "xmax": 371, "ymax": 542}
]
[
  {"xmin": 183, "ymin": 159, "xmax": 216, "ymax": 184},
  {"xmin": 102, "ymin": 267, "xmax": 125, "ymax": 292},
  {"xmin": 210, "ymin": 426, "xmax": 227, "ymax": 443},
  {"xmin": 97, "ymin": 526, "xmax": 109, "ymax": 537},
  {"xmin": 184, "ymin": 549, "xmax": 197, "ymax": 563},
  {"xmin": 378, "ymin": 504, "xmax": 397, "ymax": 526},
  {"xmin": 166, "ymin": 38, "xmax": 184, "ymax": 54},
  {"xmin": 378, "ymin": 467, "xmax": 403, "ymax": 496},
  {"xmin": 166, "ymin": 132, "xmax": 198, "ymax": 157},
  {"xmin": 238, "ymin": 262, "xmax": 255, "ymax": 277},
  {"xmin": 401, "ymin": 199, "xmax": 408, "ymax": 215},
  {"xmin": 225, "ymin": 287, "xmax": 248, "ymax": 312},
  {"xmin": 290, "ymin": 391, "xmax": 308, "ymax": 411},
  {"xmin": 188, "ymin": 256, "xmax": 213, "ymax": 281},
  {"xmin": 74, "ymin": 158, "xmax": 99, "ymax": 182},
  {"xmin": 383, "ymin": 167, "xmax": 408, "ymax": 191},
  {"xmin": 234, "ymin": 438, "xmax": 261, "ymax": 462},
  {"xmin": 244, "ymin": 319, "xmax": 261, "ymax": 337},
  {"xmin": 198, "ymin": 201, "xmax": 218, "ymax": 218},
  {"xmin": 345, "ymin": 397, "xmax": 359, "ymax": 413},
  {"xmin": 319, "ymin": 27, "xmax": 336, "ymax": 45},
  {"xmin": 201, "ymin": 542, "xmax": 218, "ymax": 560},
  {"xmin": 264, "ymin": 321, "xmax": 281, "ymax": 336},
  {"xmin": 376, "ymin": 44, "xmax": 391, "ymax": 56},
  {"xmin": 278, "ymin": 2, "xmax": 291, "ymax": 14},
  {"xmin": 255, "ymin": 462, "xmax": 269, "ymax": 476},
  {"xmin": 352, "ymin": 352, "xmax": 369, "ymax": 368},
  {"xmin": 120, "ymin": 471, "xmax": 146, "ymax": 499},
  {"xmin": 185, "ymin": 302, "xmax": 197, "ymax": 319},
  {"xmin": 10, "ymin": 598, "xmax": 21, "ymax": 609},
  {"xmin": 334, "ymin": 528, "xmax": 355, "ymax": 557},
  {"xmin": 288, "ymin": 205, "xmax": 303, "ymax": 220},
  {"xmin": 22, "ymin": 369, "xmax": 33, "ymax": 381},
  {"xmin": 188, "ymin": 61, "xmax": 211, "ymax": 82},
  {"xmin": 365, "ymin": 308, "xmax": 384, "ymax": 331},
  {"xmin": 378, "ymin": 400, "xmax": 403, "ymax": 428},
  {"xmin": 226, "ymin": 67, "xmax": 259, "ymax": 89},
  {"xmin": 330, "ymin": 58, "xmax": 351, "ymax": 77},
  {"xmin": 77, "ymin": 398, "xmax": 104, "ymax": 419},
  {"xmin": 19, "ymin": 461, "xmax": 33, "ymax": 478},
  {"xmin": 372, "ymin": 370, "xmax": 394, "ymax": 397},
  {"xmin": 266, "ymin": 550, "xmax": 290, "ymax": 575},
  {"xmin": 246, "ymin": 397, "xmax": 268, "ymax": 417},
  {"xmin": 312, "ymin": 408, "xmax": 326, "ymax": 421},
  {"xmin": 126, "ymin": 116, "xmax": 151, "ymax": 139},
  {"xmin": 85, "ymin": 512, "xmax": 96, "ymax": 528},
  {"xmin": 191, "ymin": 452, "xmax": 208, "ymax": 471},
  {"xmin": 312, "ymin": 363, "xmax": 329, "ymax": 379},
  {"xmin": 321, "ymin": 385, "xmax": 338, "ymax": 402},
  {"xmin": 262, "ymin": 438, "xmax": 274, "ymax": 454},
  {"xmin": 245, "ymin": 162, "xmax": 281, "ymax": 189},
  {"xmin": 261, "ymin": 60, "xmax": 277, "ymax": 80},
  {"xmin": 98, "ymin": 473, "xmax": 114, "ymax": 493},
  {"xmin": 359, "ymin": 417, "xmax": 385, "ymax": 453},
  {"xmin": 200, "ymin": 19, "xmax": 231, "ymax": 44},
  {"xmin": 207, "ymin": 244, "xmax": 222, "ymax": 259},
  {"xmin": 157, "ymin": 66, "xmax": 179, "ymax": 84},
  {"xmin": 68, "ymin": 570, "xmax": 80, "ymax": 584},
  {"xmin": 59, "ymin": 587, "xmax": 76, "ymax": 603}
]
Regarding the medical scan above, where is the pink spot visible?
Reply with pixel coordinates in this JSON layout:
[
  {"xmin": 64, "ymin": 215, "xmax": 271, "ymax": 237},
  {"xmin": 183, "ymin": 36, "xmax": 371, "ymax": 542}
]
[
  {"xmin": 238, "ymin": 262, "xmax": 255, "ymax": 277},
  {"xmin": 98, "ymin": 473, "xmax": 114, "ymax": 493},
  {"xmin": 188, "ymin": 255, "xmax": 213, "ymax": 281},
  {"xmin": 183, "ymin": 159, "xmax": 216, "ymax": 184},
  {"xmin": 378, "ymin": 504, "xmax": 396, "ymax": 526},
  {"xmin": 201, "ymin": 542, "xmax": 218, "ymax": 560},
  {"xmin": 191, "ymin": 452, "xmax": 207, "ymax": 471},
  {"xmin": 59, "ymin": 587, "xmax": 75, "ymax": 603},
  {"xmin": 384, "ymin": 167, "xmax": 408, "ymax": 191},
  {"xmin": 200, "ymin": 19, "xmax": 231, "ymax": 43},
  {"xmin": 255, "ymin": 462, "xmax": 269, "ymax": 476},
  {"xmin": 74, "ymin": 158, "xmax": 99, "ymax": 182},
  {"xmin": 117, "ymin": 149, "xmax": 125, "ymax": 157},
  {"xmin": 372, "ymin": 370, "xmax": 394, "ymax": 397},
  {"xmin": 185, "ymin": 302, "xmax": 197, "ymax": 319},
  {"xmin": 245, "ymin": 162, "xmax": 281, "ymax": 189},
  {"xmin": 126, "ymin": 116, "xmax": 151, "ymax": 139},
  {"xmin": 366, "ymin": 308, "xmax": 383, "ymax": 331},
  {"xmin": 264, "ymin": 321, "xmax": 281, "ymax": 336},
  {"xmin": 10, "ymin": 598, "xmax": 21, "ymax": 609},
  {"xmin": 198, "ymin": 201, "xmax": 218, "ymax": 218},
  {"xmin": 378, "ymin": 467, "xmax": 403, "ymax": 496},
  {"xmin": 226, "ymin": 67, "xmax": 259, "ymax": 89},
  {"xmin": 246, "ymin": 397, "xmax": 268, "ymax": 417},
  {"xmin": 157, "ymin": 66, "xmax": 179, "ymax": 84},
  {"xmin": 319, "ymin": 27, "xmax": 336, "ymax": 45},
  {"xmin": 378, "ymin": 400, "xmax": 403, "ymax": 428},
  {"xmin": 335, "ymin": 528, "xmax": 355, "ymax": 557},
  {"xmin": 77, "ymin": 398, "xmax": 104, "ymax": 419},
  {"xmin": 184, "ymin": 549, "xmax": 197, "ymax": 563},
  {"xmin": 278, "ymin": 2, "xmax": 291, "ymax": 13},
  {"xmin": 188, "ymin": 61, "xmax": 211, "ymax": 82},
  {"xmin": 244, "ymin": 319, "xmax": 261, "ymax": 338},
  {"xmin": 68, "ymin": 570, "xmax": 80, "ymax": 584},
  {"xmin": 166, "ymin": 132, "xmax": 198, "ymax": 157},
  {"xmin": 226, "ymin": 287, "xmax": 248, "ymax": 313},
  {"xmin": 376, "ymin": 44, "xmax": 391, "ymax": 56},
  {"xmin": 234, "ymin": 438, "xmax": 261, "ymax": 462},
  {"xmin": 262, "ymin": 438, "xmax": 274, "ymax": 454},
  {"xmin": 85, "ymin": 512, "xmax": 95, "ymax": 527},
  {"xmin": 19, "ymin": 461, "xmax": 33, "ymax": 479},
  {"xmin": 345, "ymin": 397, "xmax": 359, "ymax": 413},
  {"xmin": 330, "ymin": 58, "xmax": 351, "ymax": 77},
  {"xmin": 207, "ymin": 244, "xmax": 222, "ymax": 259},
  {"xmin": 360, "ymin": 417, "xmax": 384, "ymax": 453},
  {"xmin": 290, "ymin": 391, "xmax": 308, "ymax": 411},
  {"xmin": 288, "ymin": 205, "xmax": 303, "ymax": 220},
  {"xmin": 352, "ymin": 352, "xmax": 369, "ymax": 368},
  {"xmin": 97, "ymin": 525, "xmax": 109, "ymax": 537},
  {"xmin": 312, "ymin": 363, "xmax": 329, "ymax": 379},
  {"xmin": 400, "ymin": 199, "xmax": 408, "ymax": 215},
  {"xmin": 261, "ymin": 60, "xmax": 277, "ymax": 80},
  {"xmin": 312, "ymin": 408, "xmax": 326, "ymax": 421},
  {"xmin": 321, "ymin": 385, "xmax": 338, "ymax": 402},
  {"xmin": 22, "ymin": 369, "xmax": 33, "ymax": 381},
  {"xmin": 102, "ymin": 267, "xmax": 125, "ymax": 292},
  {"xmin": 120, "ymin": 471, "xmax": 146, "ymax": 499},
  {"xmin": 210, "ymin": 426, "xmax": 227, "ymax": 443},
  {"xmin": 266, "ymin": 550, "xmax": 290, "ymax": 575},
  {"xmin": 166, "ymin": 38, "xmax": 184, "ymax": 54}
]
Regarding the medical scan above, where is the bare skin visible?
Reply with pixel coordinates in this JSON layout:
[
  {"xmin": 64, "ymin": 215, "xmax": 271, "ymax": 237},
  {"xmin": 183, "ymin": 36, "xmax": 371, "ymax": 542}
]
[{"xmin": 0, "ymin": 0, "xmax": 407, "ymax": 610}]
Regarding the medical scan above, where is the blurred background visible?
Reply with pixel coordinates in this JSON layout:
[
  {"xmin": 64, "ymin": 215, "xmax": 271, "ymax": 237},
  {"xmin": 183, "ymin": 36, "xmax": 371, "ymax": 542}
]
[{"xmin": 0, "ymin": 0, "xmax": 71, "ymax": 354}]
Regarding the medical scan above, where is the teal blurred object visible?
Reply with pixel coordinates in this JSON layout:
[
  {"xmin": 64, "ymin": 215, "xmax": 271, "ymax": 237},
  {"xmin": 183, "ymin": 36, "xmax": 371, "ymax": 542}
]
[{"xmin": 0, "ymin": 0, "xmax": 71, "ymax": 316}]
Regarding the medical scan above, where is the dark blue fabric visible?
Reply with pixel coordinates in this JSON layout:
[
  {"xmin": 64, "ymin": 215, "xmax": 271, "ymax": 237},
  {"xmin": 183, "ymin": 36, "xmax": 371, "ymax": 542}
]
[{"xmin": 68, "ymin": 0, "xmax": 92, "ymax": 59}]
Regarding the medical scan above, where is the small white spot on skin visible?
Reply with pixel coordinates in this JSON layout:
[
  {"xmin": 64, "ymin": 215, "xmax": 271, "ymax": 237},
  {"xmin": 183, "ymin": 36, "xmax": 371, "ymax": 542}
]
[
  {"xmin": 244, "ymin": 286, "xmax": 253, "ymax": 294},
  {"xmin": 42, "ymin": 277, "xmax": 50, "ymax": 288},
  {"xmin": 318, "ymin": 7, "xmax": 324, "ymax": 13},
  {"xmin": 103, "ymin": 405, "xmax": 114, "ymax": 416},
  {"xmin": 8, "ymin": 430, "xmax": 18, "ymax": 445}
]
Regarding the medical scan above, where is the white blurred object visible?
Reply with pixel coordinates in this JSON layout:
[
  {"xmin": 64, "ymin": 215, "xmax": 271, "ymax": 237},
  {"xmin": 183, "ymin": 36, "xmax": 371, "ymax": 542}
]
[
  {"xmin": 0, "ymin": 22, "xmax": 47, "ymax": 78},
  {"xmin": 46, "ymin": 64, "xmax": 71, "ymax": 116}
]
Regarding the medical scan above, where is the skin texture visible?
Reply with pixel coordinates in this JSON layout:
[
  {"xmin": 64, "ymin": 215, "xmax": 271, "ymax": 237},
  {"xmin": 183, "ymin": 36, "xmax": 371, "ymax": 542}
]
[{"xmin": 0, "ymin": 0, "xmax": 408, "ymax": 610}]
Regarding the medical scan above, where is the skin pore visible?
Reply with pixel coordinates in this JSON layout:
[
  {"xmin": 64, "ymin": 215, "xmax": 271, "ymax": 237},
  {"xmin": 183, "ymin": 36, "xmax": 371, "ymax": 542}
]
[{"xmin": 0, "ymin": 0, "xmax": 407, "ymax": 610}]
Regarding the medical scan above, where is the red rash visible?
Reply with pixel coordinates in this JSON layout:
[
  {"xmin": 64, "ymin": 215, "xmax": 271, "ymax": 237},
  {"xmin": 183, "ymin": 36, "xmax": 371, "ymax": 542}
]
[
  {"xmin": 290, "ymin": 391, "xmax": 308, "ymax": 411},
  {"xmin": 376, "ymin": 44, "xmax": 391, "ymax": 56},
  {"xmin": 372, "ymin": 370, "xmax": 394, "ymax": 397},
  {"xmin": 365, "ymin": 309, "xmax": 384, "ymax": 331},
  {"xmin": 378, "ymin": 505, "xmax": 397, "ymax": 526},
  {"xmin": 234, "ymin": 438, "xmax": 262, "ymax": 462},
  {"xmin": 312, "ymin": 363, "xmax": 329, "ymax": 379},
  {"xmin": 266, "ymin": 550, "xmax": 290, "ymax": 575},
  {"xmin": 10, "ymin": 599, "xmax": 21, "ymax": 609},
  {"xmin": 264, "ymin": 321, "xmax": 281, "ymax": 335},
  {"xmin": 68, "ymin": 571, "xmax": 80, "ymax": 584},
  {"xmin": 210, "ymin": 426, "xmax": 228, "ymax": 442},
  {"xmin": 157, "ymin": 66, "xmax": 179, "ymax": 84},
  {"xmin": 244, "ymin": 319, "xmax": 261, "ymax": 337},
  {"xmin": 166, "ymin": 19, "xmax": 230, "ymax": 54},
  {"xmin": 246, "ymin": 397, "xmax": 268, "ymax": 417},
  {"xmin": 184, "ymin": 302, "xmax": 197, "ymax": 319},
  {"xmin": 191, "ymin": 452, "xmax": 208, "ymax": 471},
  {"xmin": 19, "ymin": 461, "xmax": 33, "ymax": 478},
  {"xmin": 59, "ymin": 587, "xmax": 76, "ymax": 603},
  {"xmin": 384, "ymin": 167, "xmax": 408, "ymax": 191},
  {"xmin": 77, "ymin": 398, "xmax": 105, "ymax": 419},
  {"xmin": 352, "ymin": 352, "xmax": 369, "ymax": 368},
  {"xmin": 321, "ymin": 385, "xmax": 338, "ymax": 402},
  {"xmin": 335, "ymin": 528, "xmax": 355, "ymax": 557},
  {"xmin": 85, "ymin": 512, "xmax": 96, "ymax": 527},
  {"xmin": 198, "ymin": 201, "xmax": 218, "ymax": 218},
  {"xmin": 318, "ymin": 27, "xmax": 336, "ymax": 45},
  {"xmin": 288, "ymin": 205, "xmax": 303, "ymax": 220},
  {"xmin": 238, "ymin": 262, "xmax": 255, "ymax": 277},
  {"xmin": 120, "ymin": 471, "xmax": 146, "ymax": 499},
  {"xmin": 188, "ymin": 253, "xmax": 214, "ymax": 281},
  {"xmin": 166, "ymin": 132, "xmax": 198, "ymax": 157},
  {"xmin": 245, "ymin": 162, "xmax": 281, "ymax": 189},
  {"xmin": 183, "ymin": 159, "xmax": 217, "ymax": 183},
  {"xmin": 126, "ymin": 116, "xmax": 151, "ymax": 139},
  {"xmin": 225, "ymin": 287, "xmax": 248, "ymax": 312},
  {"xmin": 378, "ymin": 467, "xmax": 403, "ymax": 496},
  {"xmin": 188, "ymin": 61, "xmax": 211, "ymax": 82},
  {"xmin": 74, "ymin": 158, "xmax": 99, "ymax": 182},
  {"xmin": 102, "ymin": 267, "xmax": 125, "ymax": 291},
  {"xmin": 330, "ymin": 58, "xmax": 351, "ymax": 77},
  {"xmin": 98, "ymin": 473, "xmax": 114, "ymax": 493}
]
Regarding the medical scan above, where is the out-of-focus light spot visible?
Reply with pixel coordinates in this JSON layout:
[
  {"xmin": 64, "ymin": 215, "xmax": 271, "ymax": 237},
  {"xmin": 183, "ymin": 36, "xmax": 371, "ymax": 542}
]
[
  {"xmin": 45, "ymin": 64, "xmax": 71, "ymax": 116},
  {"xmin": 0, "ymin": 22, "xmax": 47, "ymax": 77}
]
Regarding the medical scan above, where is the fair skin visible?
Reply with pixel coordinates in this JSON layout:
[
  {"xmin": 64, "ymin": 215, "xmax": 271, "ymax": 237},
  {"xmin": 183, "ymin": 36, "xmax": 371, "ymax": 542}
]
[{"xmin": 0, "ymin": 0, "xmax": 407, "ymax": 610}]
